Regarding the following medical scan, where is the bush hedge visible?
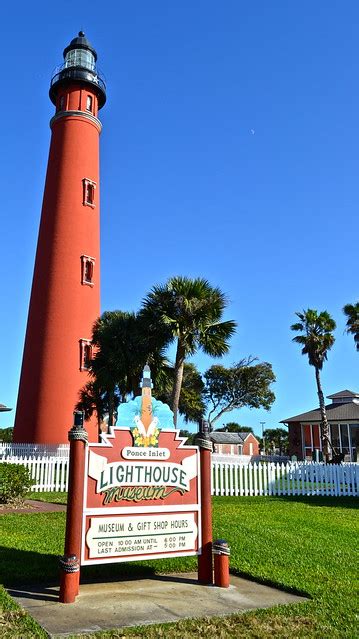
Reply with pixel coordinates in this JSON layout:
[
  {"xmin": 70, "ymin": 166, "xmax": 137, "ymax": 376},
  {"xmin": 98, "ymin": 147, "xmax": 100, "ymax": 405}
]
[{"xmin": 0, "ymin": 463, "xmax": 33, "ymax": 503}]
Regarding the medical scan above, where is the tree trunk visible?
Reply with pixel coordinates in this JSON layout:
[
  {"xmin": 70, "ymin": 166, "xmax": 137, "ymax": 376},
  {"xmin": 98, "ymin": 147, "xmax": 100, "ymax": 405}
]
[
  {"xmin": 171, "ymin": 340, "xmax": 186, "ymax": 427},
  {"xmin": 315, "ymin": 367, "xmax": 332, "ymax": 462}
]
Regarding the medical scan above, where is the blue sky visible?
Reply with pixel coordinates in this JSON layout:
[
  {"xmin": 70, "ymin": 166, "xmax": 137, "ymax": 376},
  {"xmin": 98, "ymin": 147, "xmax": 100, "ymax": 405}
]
[{"xmin": 1, "ymin": 1, "xmax": 357, "ymax": 436}]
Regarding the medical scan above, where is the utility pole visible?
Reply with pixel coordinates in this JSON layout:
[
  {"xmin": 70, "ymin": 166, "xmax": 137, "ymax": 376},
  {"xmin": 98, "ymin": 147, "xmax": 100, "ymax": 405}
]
[{"xmin": 260, "ymin": 421, "xmax": 266, "ymax": 455}]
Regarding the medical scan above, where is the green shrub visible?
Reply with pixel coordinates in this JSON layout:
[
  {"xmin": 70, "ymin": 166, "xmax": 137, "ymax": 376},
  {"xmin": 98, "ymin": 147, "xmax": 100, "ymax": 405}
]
[{"xmin": 0, "ymin": 463, "xmax": 34, "ymax": 504}]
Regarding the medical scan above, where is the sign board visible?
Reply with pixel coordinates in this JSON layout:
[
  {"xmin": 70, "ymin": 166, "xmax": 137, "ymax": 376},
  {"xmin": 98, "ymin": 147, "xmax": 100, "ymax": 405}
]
[{"xmin": 81, "ymin": 366, "xmax": 201, "ymax": 565}]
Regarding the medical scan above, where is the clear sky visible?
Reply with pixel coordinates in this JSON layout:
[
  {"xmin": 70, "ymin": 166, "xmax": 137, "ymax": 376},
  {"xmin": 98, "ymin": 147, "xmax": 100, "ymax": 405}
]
[{"xmin": 1, "ymin": 1, "xmax": 357, "ymax": 436}]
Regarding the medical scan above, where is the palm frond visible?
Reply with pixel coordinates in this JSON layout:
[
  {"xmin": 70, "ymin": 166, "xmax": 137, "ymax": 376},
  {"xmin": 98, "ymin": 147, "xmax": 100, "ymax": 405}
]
[{"xmin": 291, "ymin": 308, "xmax": 336, "ymax": 369}]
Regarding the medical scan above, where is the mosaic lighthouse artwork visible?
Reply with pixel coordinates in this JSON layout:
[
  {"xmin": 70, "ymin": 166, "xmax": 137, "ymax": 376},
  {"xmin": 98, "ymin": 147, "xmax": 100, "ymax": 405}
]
[{"xmin": 81, "ymin": 366, "xmax": 201, "ymax": 564}]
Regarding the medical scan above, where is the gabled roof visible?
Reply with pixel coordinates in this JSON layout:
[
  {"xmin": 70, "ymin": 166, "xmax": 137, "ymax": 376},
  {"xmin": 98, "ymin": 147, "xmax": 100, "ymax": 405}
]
[
  {"xmin": 209, "ymin": 431, "xmax": 257, "ymax": 444},
  {"xmin": 327, "ymin": 390, "xmax": 359, "ymax": 399},
  {"xmin": 281, "ymin": 401, "xmax": 359, "ymax": 424}
]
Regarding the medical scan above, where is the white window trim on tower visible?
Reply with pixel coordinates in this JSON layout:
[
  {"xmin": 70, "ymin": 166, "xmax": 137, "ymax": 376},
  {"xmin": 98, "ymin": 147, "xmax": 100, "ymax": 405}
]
[
  {"xmin": 86, "ymin": 95, "xmax": 93, "ymax": 113},
  {"xmin": 83, "ymin": 178, "xmax": 97, "ymax": 208},
  {"xmin": 81, "ymin": 255, "xmax": 96, "ymax": 286},
  {"xmin": 79, "ymin": 339, "xmax": 92, "ymax": 371}
]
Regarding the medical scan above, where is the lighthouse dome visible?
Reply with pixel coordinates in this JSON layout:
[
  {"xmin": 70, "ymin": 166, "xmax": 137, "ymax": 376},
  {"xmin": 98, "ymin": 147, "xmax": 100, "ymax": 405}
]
[
  {"xmin": 49, "ymin": 31, "xmax": 106, "ymax": 108},
  {"xmin": 63, "ymin": 31, "xmax": 98, "ymax": 65}
]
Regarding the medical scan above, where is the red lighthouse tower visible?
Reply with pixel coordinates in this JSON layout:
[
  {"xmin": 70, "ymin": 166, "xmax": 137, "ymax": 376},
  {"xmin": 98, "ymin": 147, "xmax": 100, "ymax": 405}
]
[{"xmin": 14, "ymin": 33, "xmax": 106, "ymax": 444}]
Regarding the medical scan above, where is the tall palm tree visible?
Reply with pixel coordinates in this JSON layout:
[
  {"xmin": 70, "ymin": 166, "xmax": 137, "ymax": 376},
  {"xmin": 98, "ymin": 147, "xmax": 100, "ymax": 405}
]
[
  {"xmin": 343, "ymin": 302, "xmax": 359, "ymax": 351},
  {"xmin": 291, "ymin": 309, "xmax": 336, "ymax": 461},
  {"xmin": 141, "ymin": 276, "xmax": 237, "ymax": 425}
]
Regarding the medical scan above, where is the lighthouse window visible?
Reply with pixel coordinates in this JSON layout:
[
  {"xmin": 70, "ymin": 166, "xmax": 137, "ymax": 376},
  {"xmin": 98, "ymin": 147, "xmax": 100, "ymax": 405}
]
[
  {"xmin": 86, "ymin": 95, "xmax": 93, "ymax": 112},
  {"xmin": 81, "ymin": 255, "xmax": 95, "ymax": 285},
  {"xmin": 65, "ymin": 48, "xmax": 95, "ymax": 71},
  {"xmin": 85, "ymin": 259, "xmax": 94, "ymax": 283},
  {"xmin": 80, "ymin": 339, "xmax": 92, "ymax": 371},
  {"xmin": 83, "ymin": 178, "xmax": 96, "ymax": 207}
]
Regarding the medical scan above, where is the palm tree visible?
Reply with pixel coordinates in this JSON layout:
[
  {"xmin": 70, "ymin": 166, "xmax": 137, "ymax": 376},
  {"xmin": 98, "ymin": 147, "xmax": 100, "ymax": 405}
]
[
  {"xmin": 343, "ymin": 302, "xmax": 359, "ymax": 351},
  {"xmin": 141, "ymin": 277, "xmax": 237, "ymax": 425},
  {"xmin": 90, "ymin": 310, "xmax": 170, "ymax": 425},
  {"xmin": 291, "ymin": 309, "xmax": 336, "ymax": 461}
]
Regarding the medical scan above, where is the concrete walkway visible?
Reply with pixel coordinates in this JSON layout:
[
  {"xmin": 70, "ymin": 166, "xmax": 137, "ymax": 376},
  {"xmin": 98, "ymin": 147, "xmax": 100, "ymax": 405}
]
[{"xmin": 9, "ymin": 572, "xmax": 307, "ymax": 637}]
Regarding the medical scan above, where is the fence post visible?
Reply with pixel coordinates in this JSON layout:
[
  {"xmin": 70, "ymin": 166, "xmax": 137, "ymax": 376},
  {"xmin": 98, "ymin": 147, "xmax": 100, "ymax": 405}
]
[
  {"xmin": 196, "ymin": 420, "xmax": 213, "ymax": 585},
  {"xmin": 59, "ymin": 412, "xmax": 87, "ymax": 603}
]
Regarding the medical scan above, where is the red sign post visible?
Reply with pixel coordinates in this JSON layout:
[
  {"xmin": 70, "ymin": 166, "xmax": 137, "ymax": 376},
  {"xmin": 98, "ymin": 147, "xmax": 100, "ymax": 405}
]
[{"xmin": 59, "ymin": 367, "xmax": 213, "ymax": 603}]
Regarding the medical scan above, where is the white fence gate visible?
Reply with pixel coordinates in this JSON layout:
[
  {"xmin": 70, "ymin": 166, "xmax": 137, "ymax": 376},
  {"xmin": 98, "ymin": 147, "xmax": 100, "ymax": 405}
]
[{"xmin": 211, "ymin": 460, "xmax": 359, "ymax": 497}]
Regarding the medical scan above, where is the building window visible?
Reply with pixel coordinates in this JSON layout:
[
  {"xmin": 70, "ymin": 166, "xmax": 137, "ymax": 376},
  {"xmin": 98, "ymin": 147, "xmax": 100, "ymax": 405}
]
[
  {"xmin": 301, "ymin": 423, "xmax": 322, "ymax": 459},
  {"xmin": 81, "ymin": 255, "xmax": 95, "ymax": 286},
  {"xmin": 339, "ymin": 424, "xmax": 350, "ymax": 456},
  {"xmin": 80, "ymin": 339, "xmax": 92, "ymax": 371},
  {"xmin": 83, "ymin": 178, "xmax": 96, "ymax": 207},
  {"xmin": 350, "ymin": 424, "xmax": 359, "ymax": 462},
  {"xmin": 330, "ymin": 424, "xmax": 340, "ymax": 451},
  {"xmin": 86, "ymin": 95, "xmax": 93, "ymax": 112}
]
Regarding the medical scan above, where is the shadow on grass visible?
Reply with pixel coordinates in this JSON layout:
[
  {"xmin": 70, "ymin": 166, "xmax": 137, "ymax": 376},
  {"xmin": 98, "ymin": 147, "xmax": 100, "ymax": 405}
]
[
  {"xmin": 0, "ymin": 546, "xmax": 157, "ymax": 588},
  {"xmin": 272, "ymin": 495, "xmax": 359, "ymax": 509}
]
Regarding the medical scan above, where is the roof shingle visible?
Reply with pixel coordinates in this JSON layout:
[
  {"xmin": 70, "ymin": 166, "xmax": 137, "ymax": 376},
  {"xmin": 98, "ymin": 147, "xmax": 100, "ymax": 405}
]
[
  {"xmin": 281, "ymin": 401, "xmax": 359, "ymax": 423},
  {"xmin": 209, "ymin": 431, "xmax": 257, "ymax": 444}
]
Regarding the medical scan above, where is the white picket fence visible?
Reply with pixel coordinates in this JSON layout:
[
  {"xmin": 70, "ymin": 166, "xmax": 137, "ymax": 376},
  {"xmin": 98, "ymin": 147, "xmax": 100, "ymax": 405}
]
[
  {"xmin": 212, "ymin": 461, "xmax": 359, "ymax": 497},
  {"xmin": 2, "ymin": 456, "xmax": 69, "ymax": 492},
  {"xmin": 212, "ymin": 454, "xmax": 289, "ymax": 465},
  {"xmin": 0, "ymin": 443, "xmax": 69, "ymax": 458},
  {"xmin": 1, "ymin": 454, "xmax": 358, "ymax": 496}
]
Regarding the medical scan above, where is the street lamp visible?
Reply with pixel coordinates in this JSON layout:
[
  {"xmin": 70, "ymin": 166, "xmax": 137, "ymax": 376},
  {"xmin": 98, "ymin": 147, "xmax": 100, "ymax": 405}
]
[{"xmin": 260, "ymin": 422, "xmax": 266, "ymax": 455}]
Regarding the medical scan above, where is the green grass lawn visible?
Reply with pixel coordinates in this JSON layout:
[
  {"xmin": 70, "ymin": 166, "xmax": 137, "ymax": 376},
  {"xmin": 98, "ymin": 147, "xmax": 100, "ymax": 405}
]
[
  {"xmin": 28, "ymin": 490, "xmax": 68, "ymax": 504},
  {"xmin": 0, "ymin": 496, "xmax": 358, "ymax": 637}
]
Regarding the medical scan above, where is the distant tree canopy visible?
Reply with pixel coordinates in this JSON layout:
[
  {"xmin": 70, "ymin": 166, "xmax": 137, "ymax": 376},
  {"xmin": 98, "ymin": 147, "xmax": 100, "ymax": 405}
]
[
  {"xmin": 215, "ymin": 422, "xmax": 254, "ymax": 434},
  {"xmin": 204, "ymin": 357, "xmax": 276, "ymax": 430},
  {"xmin": 263, "ymin": 427, "xmax": 288, "ymax": 454},
  {"xmin": 0, "ymin": 427, "xmax": 13, "ymax": 443},
  {"xmin": 157, "ymin": 363, "xmax": 206, "ymax": 424},
  {"xmin": 179, "ymin": 430, "xmax": 197, "ymax": 445}
]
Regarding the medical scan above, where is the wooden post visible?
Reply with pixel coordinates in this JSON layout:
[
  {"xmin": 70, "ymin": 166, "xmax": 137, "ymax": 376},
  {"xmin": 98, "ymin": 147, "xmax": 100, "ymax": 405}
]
[
  {"xmin": 59, "ymin": 411, "xmax": 87, "ymax": 603},
  {"xmin": 196, "ymin": 420, "xmax": 213, "ymax": 584}
]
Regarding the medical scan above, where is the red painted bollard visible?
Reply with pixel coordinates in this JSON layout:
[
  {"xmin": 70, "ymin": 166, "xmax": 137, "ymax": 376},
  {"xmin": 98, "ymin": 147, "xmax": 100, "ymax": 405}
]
[
  {"xmin": 213, "ymin": 539, "xmax": 230, "ymax": 588},
  {"xmin": 59, "ymin": 554, "xmax": 80, "ymax": 603},
  {"xmin": 59, "ymin": 411, "xmax": 87, "ymax": 603},
  {"xmin": 196, "ymin": 421, "xmax": 213, "ymax": 585}
]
